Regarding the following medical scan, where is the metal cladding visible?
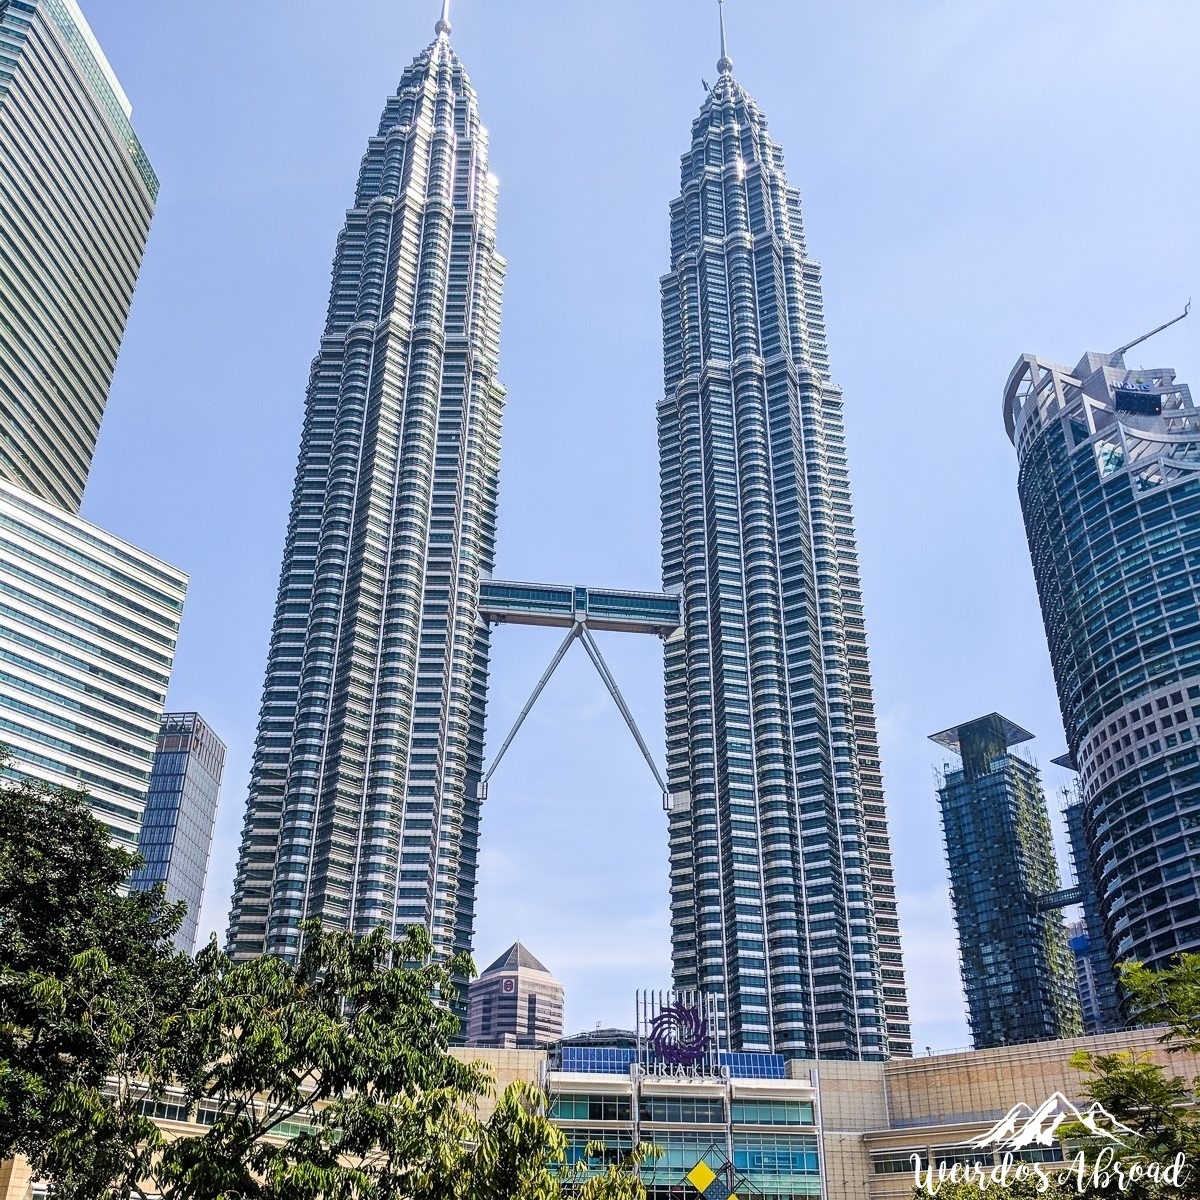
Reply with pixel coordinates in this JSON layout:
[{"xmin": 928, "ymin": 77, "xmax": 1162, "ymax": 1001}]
[
  {"xmin": 226, "ymin": 23, "xmax": 505, "ymax": 968},
  {"xmin": 1006, "ymin": 344, "xmax": 1200, "ymax": 976},
  {"xmin": 658, "ymin": 66, "xmax": 910, "ymax": 1057}
]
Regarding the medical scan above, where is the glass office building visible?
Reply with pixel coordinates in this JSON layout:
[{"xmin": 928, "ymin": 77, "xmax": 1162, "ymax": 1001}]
[
  {"xmin": 657, "ymin": 37, "xmax": 909, "ymax": 1056},
  {"xmin": 931, "ymin": 714, "xmax": 1082, "ymax": 1049},
  {"xmin": 227, "ymin": 9, "xmax": 505, "ymax": 966},
  {"xmin": 0, "ymin": 478, "xmax": 186, "ymax": 848},
  {"xmin": 130, "ymin": 712, "xmax": 226, "ymax": 953},
  {"xmin": 1005, "ymin": 345, "xmax": 1200, "ymax": 977},
  {"xmin": 547, "ymin": 1034, "xmax": 821, "ymax": 1198},
  {"xmin": 0, "ymin": 0, "xmax": 156, "ymax": 512}
]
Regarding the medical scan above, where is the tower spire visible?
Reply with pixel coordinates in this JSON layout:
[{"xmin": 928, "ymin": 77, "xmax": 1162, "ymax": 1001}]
[
  {"xmin": 436, "ymin": 0, "xmax": 451, "ymax": 38},
  {"xmin": 717, "ymin": 0, "xmax": 733, "ymax": 75}
]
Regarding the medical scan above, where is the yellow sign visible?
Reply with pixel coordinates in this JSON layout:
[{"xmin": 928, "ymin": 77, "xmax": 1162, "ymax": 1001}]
[{"xmin": 686, "ymin": 1161, "xmax": 717, "ymax": 1193}]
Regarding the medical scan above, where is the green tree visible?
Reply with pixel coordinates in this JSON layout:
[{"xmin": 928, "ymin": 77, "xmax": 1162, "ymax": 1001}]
[
  {"xmin": 0, "ymin": 774, "xmax": 193, "ymax": 1192},
  {"xmin": 1066, "ymin": 956, "xmax": 1200, "ymax": 1200},
  {"xmin": 0, "ymin": 777, "xmax": 651, "ymax": 1199}
]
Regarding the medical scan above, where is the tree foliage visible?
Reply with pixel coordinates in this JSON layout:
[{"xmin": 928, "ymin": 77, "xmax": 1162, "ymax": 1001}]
[
  {"xmin": 0, "ymin": 776, "xmax": 650, "ymax": 1199},
  {"xmin": 0, "ymin": 775, "xmax": 193, "ymax": 1190}
]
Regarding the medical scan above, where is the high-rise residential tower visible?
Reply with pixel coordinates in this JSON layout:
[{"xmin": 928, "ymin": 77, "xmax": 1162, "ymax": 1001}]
[
  {"xmin": 1005, "ymin": 338, "xmax": 1200, "ymax": 981},
  {"xmin": 131, "ymin": 713, "xmax": 226, "ymax": 953},
  {"xmin": 0, "ymin": 0, "xmax": 157, "ymax": 511},
  {"xmin": 227, "ymin": 6, "xmax": 505, "ymax": 965},
  {"xmin": 657, "ymin": 19, "xmax": 909, "ymax": 1058},
  {"xmin": 931, "ymin": 714, "xmax": 1082, "ymax": 1049}
]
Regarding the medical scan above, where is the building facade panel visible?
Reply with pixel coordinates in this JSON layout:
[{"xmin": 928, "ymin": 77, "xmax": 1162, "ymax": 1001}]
[
  {"xmin": 0, "ymin": 0, "xmax": 156, "ymax": 512},
  {"xmin": 0, "ymin": 478, "xmax": 186, "ymax": 847}
]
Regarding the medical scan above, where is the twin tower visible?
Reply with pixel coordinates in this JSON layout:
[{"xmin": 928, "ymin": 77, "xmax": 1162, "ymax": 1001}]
[{"xmin": 226, "ymin": 8, "xmax": 912, "ymax": 1061}]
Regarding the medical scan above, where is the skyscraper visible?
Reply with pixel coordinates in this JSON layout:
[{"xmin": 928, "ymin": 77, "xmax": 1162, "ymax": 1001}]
[
  {"xmin": 1005, "ymin": 336, "xmax": 1200, "ymax": 979},
  {"xmin": 0, "ymin": 0, "xmax": 157, "ymax": 512},
  {"xmin": 465, "ymin": 942, "xmax": 565, "ymax": 1049},
  {"xmin": 0, "ymin": 477, "xmax": 185, "ymax": 849},
  {"xmin": 131, "ymin": 713, "xmax": 226, "ymax": 953},
  {"xmin": 0, "ymin": 0, "xmax": 187, "ymax": 847},
  {"xmin": 227, "ymin": 6, "xmax": 505, "ymax": 965},
  {"xmin": 657, "ymin": 17, "xmax": 909, "ymax": 1057},
  {"xmin": 931, "ymin": 714, "xmax": 1082, "ymax": 1049}
]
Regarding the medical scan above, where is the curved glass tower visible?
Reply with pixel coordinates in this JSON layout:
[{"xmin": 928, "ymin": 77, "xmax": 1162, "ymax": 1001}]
[
  {"xmin": 227, "ymin": 9, "xmax": 505, "ymax": 964},
  {"xmin": 1006, "ymin": 342, "xmax": 1200, "ymax": 976},
  {"xmin": 658, "ymin": 34, "xmax": 909, "ymax": 1058}
]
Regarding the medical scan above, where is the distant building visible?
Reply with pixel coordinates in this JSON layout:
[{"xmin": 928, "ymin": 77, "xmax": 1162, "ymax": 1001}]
[
  {"xmin": 1062, "ymin": 792, "xmax": 1123, "ymax": 1033},
  {"xmin": 130, "ymin": 713, "xmax": 226, "ymax": 953},
  {"xmin": 1065, "ymin": 919, "xmax": 1103, "ymax": 1036},
  {"xmin": 465, "ymin": 943, "xmax": 564, "ymax": 1049},
  {"xmin": 0, "ymin": 478, "xmax": 185, "ymax": 849},
  {"xmin": 0, "ymin": 0, "xmax": 157, "ymax": 511},
  {"xmin": 1005, "ymin": 336, "xmax": 1200, "ymax": 980},
  {"xmin": 932, "ymin": 714, "xmax": 1082, "ymax": 1049}
]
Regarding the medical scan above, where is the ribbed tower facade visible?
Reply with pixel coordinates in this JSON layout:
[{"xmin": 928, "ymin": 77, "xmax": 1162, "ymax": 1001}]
[
  {"xmin": 658, "ymin": 44, "xmax": 909, "ymax": 1058},
  {"xmin": 227, "ymin": 11, "xmax": 505, "ymax": 965}
]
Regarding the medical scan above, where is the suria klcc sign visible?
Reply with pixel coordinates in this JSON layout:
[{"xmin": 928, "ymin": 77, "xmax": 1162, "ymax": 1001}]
[{"xmin": 636, "ymin": 990, "xmax": 724, "ymax": 1078}]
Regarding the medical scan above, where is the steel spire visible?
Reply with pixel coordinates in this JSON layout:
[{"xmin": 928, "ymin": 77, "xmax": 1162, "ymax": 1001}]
[
  {"xmin": 436, "ymin": 0, "xmax": 451, "ymax": 38},
  {"xmin": 717, "ymin": 0, "xmax": 733, "ymax": 75}
]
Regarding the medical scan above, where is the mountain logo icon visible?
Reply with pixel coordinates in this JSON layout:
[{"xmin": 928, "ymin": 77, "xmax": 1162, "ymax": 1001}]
[{"xmin": 972, "ymin": 1093, "xmax": 1138, "ymax": 1149}]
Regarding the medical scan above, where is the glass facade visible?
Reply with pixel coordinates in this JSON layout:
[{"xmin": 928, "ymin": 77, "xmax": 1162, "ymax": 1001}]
[
  {"xmin": 1005, "ymin": 348, "xmax": 1200, "ymax": 978},
  {"xmin": 547, "ymin": 1051, "xmax": 822, "ymax": 1199},
  {"xmin": 1063, "ymin": 794, "xmax": 1122, "ymax": 1032},
  {"xmin": 658, "ymin": 49, "xmax": 908, "ymax": 1057},
  {"xmin": 932, "ymin": 714, "xmax": 1082, "ymax": 1048},
  {"xmin": 130, "ymin": 712, "xmax": 226, "ymax": 953},
  {"xmin": 0, "ymin": 478, "xmax": 186, "ymax": 847},
  {"xmin": 0, "ymin": 0, "xmax": 156, "ymax": 512},
  {"xmin": 226, "ymin": 12, "xmax": 505, "ymax": 976}
]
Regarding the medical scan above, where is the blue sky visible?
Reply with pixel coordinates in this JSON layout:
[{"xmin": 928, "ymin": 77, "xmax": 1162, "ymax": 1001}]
[{"xmin": 79, "ymin": 0, "xmax": 1200, "ymax": 1052}]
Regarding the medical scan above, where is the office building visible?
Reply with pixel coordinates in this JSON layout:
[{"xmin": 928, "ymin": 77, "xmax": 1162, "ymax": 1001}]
[
  {"xmin": 0, "ymin": 0, "xmax": 157, "ymax": 511},
  {"xmin": 1005, "ymin": 336, "xmax": 1200, "ymax": 975},
  {"xmin": 465, "ymin": 942, "xmax": 564, "ymax": 1049},
  {"xmin": 656, "ymin": 16, "xmax": 908, "ymax": 1056},
  {"xmin": 227, "ymin": 6, "xmax": 506, "ymax": 965},
  {"xmin": 931, "ymin": 714, "xmax": 1082, "ymax": 1049},
  {"xmin": 130, "ymin": 713, "xmax": 226, "ymax": 953},
  {"xmin": 0, "ymin": 477, "xmax": 186, "ymax": 848}
]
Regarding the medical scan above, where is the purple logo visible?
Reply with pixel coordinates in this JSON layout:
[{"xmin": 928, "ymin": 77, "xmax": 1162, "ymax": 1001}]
[{"xmin": 649, "ymin": 1002, "xmax": 709, "ymax": 1065}]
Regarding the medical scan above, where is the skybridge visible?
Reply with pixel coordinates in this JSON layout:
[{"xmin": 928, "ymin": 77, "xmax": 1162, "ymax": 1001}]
[{"xmin": 476, "ymin": 578, "xmax": 683, "ymax": 808}]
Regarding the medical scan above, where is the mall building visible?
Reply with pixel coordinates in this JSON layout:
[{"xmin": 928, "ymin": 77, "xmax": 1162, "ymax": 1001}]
[{"xmin": 2, "ymin": 1024, "xmax": 1194, "ymax": 1199}]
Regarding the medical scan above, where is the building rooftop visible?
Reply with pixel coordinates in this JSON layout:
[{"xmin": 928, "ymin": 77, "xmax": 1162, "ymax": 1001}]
[
  {"xmin": 930, "ymin": 712, "xmax": 1034, "ymax": 755},
  {"xmin": 480, "ymin": 941, "xmax": 553, "ymax": 976}
]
